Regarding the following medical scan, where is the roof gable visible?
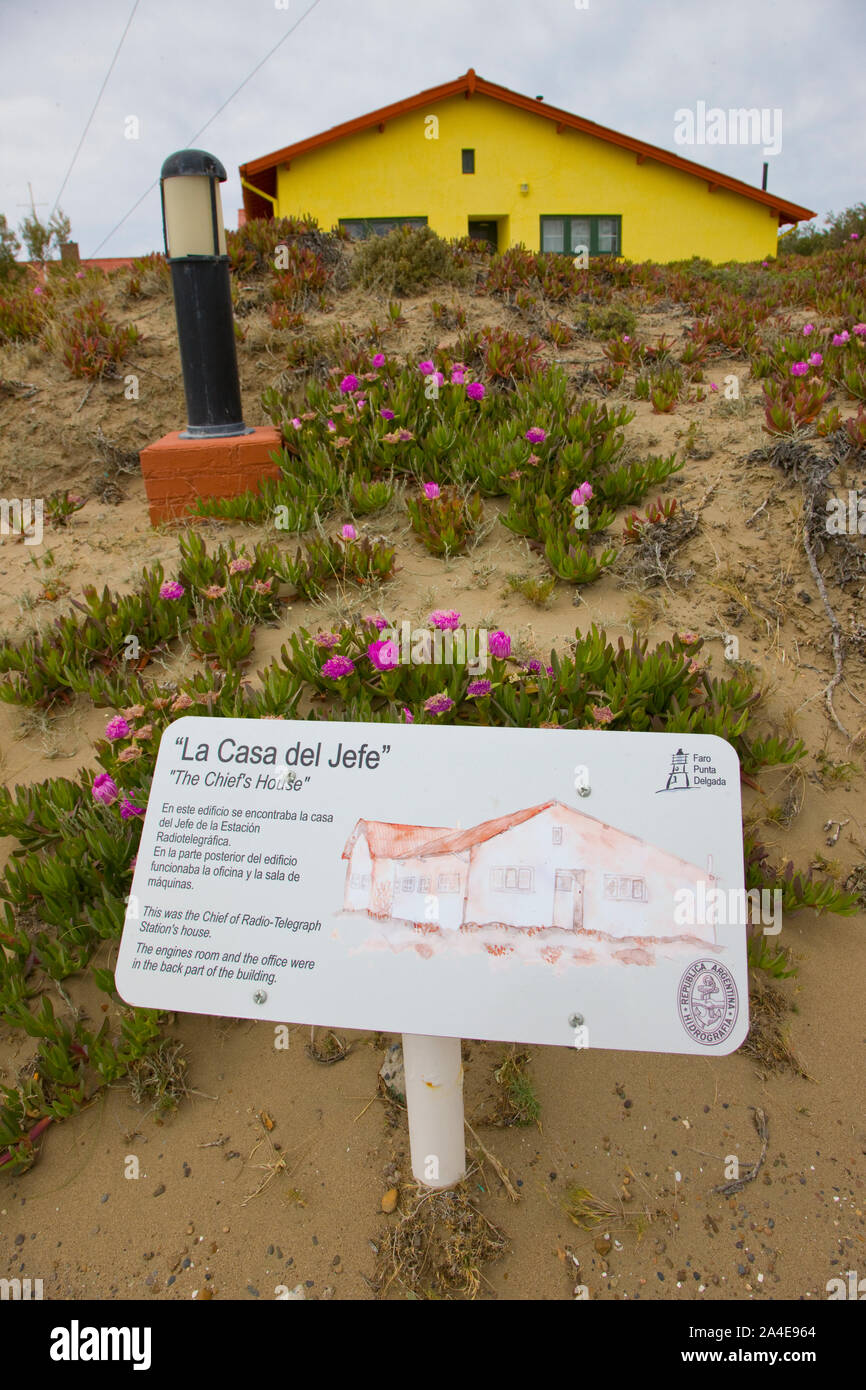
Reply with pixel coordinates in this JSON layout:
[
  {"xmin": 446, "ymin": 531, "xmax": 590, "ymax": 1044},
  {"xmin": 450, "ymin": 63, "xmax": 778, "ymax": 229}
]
[
  {"xmin": 342, "ymin": 818, "xmax": 453, "ymax": 860},
  {"xmin": 240, "ymin": 69, "xmax": 814, "ymax": 226}
]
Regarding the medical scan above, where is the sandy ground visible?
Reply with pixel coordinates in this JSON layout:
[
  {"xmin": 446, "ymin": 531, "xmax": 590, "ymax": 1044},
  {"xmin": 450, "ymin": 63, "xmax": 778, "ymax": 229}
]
[{"xmin": 1, "ymin": 267, "xmax": 864, "ymax": 1300}]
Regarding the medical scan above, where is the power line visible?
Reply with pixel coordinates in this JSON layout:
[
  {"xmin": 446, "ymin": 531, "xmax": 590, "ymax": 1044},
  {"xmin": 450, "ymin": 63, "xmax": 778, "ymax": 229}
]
[
  {"xmin": 51, "ymin": 0, "xmax": 141, "ymax": 219},
  {"xmin": 87, "ymin": 0, "xmax": 324, "ymax": 257}
]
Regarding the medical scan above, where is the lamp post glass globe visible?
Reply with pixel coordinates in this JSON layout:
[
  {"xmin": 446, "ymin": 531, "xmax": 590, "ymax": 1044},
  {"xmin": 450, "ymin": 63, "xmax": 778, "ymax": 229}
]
[{"xmin": 160, "ymin": 149, "xmax": 251, "ymax": 439}]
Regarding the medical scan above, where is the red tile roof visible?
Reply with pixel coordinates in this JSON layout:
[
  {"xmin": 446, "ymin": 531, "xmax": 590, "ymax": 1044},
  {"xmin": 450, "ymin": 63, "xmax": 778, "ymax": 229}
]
[
  {"xmin": 239, "ymin": 69, "xmax": 814, "ymax": 227},
  {"xmin": 342, "ymin": 819, "xmax": 454, "ymax": 860}
]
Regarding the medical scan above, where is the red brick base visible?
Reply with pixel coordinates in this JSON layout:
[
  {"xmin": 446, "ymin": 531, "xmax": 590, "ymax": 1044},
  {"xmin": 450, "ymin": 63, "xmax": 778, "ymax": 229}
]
[{"xmin": 140, "ymin": 426, "xmax": 283, "ymax": 526}]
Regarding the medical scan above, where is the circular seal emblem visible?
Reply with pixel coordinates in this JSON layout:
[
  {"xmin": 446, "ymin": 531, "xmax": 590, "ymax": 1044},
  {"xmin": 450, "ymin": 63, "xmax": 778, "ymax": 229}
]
[{"xmin": 678, "ymin": 959, "xmax": 738, "ymax": 1046}]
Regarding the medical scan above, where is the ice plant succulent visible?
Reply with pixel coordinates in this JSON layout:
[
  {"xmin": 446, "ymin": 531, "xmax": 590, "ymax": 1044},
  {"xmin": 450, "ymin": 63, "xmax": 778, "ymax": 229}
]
[
  {"xmin": 105, "ymin": 716, "xmax": 131, "ymax": 741},
  {"xmin": 322, "ymin": 655, "xmax": 355, "ymax": 679},
  {"xmin": 429, "ymin": 609, "xmax": 461, "ymax": 630},
  {"xmin": 92, "ymin": 773, "xmax": 119, "ymax": 805},
  {"xmin": 159, "ymin": 581, "xmax": 185, "ymax": 600},
  {"xmin": 368, "ymin": 639, "xmax": 399, "ymax": 671},
  {"xmin": 488, "ymin": 630, "xmax": 511, "ymax": 658},
  {"xmin": 424, "ymin": 692, "xmax": 454, "ymax": 715},
  {"xmin": 525, "ymin": 427, "xmax": 547, "ymax": 443}
]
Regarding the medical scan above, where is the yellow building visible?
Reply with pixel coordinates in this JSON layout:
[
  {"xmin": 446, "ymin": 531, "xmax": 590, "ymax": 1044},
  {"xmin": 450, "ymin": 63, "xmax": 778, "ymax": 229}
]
[{"xmin": 239, "ymin": 70, "xmax": 813, "ymax": 263}]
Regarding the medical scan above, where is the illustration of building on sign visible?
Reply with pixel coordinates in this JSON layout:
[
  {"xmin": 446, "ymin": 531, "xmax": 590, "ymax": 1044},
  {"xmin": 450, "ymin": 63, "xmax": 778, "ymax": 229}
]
[{"xmin": 341, "ymin": 799, "xmax": 716, "ymax": 945}]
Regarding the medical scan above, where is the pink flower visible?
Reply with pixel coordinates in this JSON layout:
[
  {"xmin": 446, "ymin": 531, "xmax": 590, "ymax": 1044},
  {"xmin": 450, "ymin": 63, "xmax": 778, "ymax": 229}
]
[
  {"xmin": 202, "ymin": 584, "xmax": 227, "ymax": 599},
  {"xmin": 105, "ymin": 716, "xmax": 131, "ymax": 741},
  {"xmin": 334, "ymin": 436, "xmax": 351, "ymax": 447},
  {"xmin": 372, "ymin": 353, "xmax": 386, "ymax": 367},
  {"xmin": 709, "ymin": 382, "xmax": 719, "ymax": 391},
  {"xmin": 229, "ymin": 557, "xmax": 252, "ymax": 574},
  {"xmin": 571, "ymin": 482, "xmax": 593, "ymax": 507},
  {"xmin": 33, "ymin": 285, "xmax": 44, "ymax": 297},
  {"xmin": 159, "ymin": 580, "xmax": 185, "ymax": 600},
  {"xmin": 525, "ymin": 427, "xmax": 547, "ymax": 443},
  {"xmin": 327, "ymin": 419, "xmax": 337, "ymax": 432},
  {"xmin": 424, "ymin": 692, "xmax": 454, "ymax": 715},
  {"xmin": 363, "ymin": 615, "xmax": 388, "ymax": 630},
  {"xmin": 851, "ymin": 232, "xmax": 860, "ymax": 240},
  {"xmin": 591, "ymin": 704, "xmax": 614, "ymax": 725},
  {"xmin": 131, "ymin": 723, "xmax": 153, "ymax": 741},
  {"xmin": 171, "ymin": 693, "xmax": 194, "ymax": 711},
  {"xmin": 290, "ymin": 417, "xmax": 302, "ymax": 429},
  {"xmin": 808, "ymin": 352, "xmax": 823, "ymax": 367},
  {"xmin": 852, "ymin": 324, "xmax": 866, "ymax": 336},
  {"xmin": 314, "ymin": 631, "xmax": 341, "ymax": 648},
  {"xmin": 75, "ymin": 271, "xmax": 84, "ymax": 279},
  {"xmin": 832, "ymin": 331, "xmax": 850, "ymax": 346},
  {"xmin": 467, "ymin": 679, "xmax": 492, "ymax": 697},
  {"xmin": 429, "ymin": 609, "xmax": 460, "ymax": 630},
  {"xmin": 92, "ymin": 773, "xmax": 119, "ymax": 805},
  {"xmin": 622, "ymin": 335, "xmax": 631, "ymax": 342},
  {"xmin": 397, "ymin": 429, "xmax": 414, "ymax": 441},
  {"xmin": 688, "ymin": 659, "xmax": 702, "ymax": 674},
  {"xmin": 679, "ymin": 631, "xmax": 700, "ymax": 645},
  {"xmin": 423, "ymin": 481, "xmax": 441, "ymax": 499},
  {"xmin": 368, "ymin": 639, "xmax": 399, "ymax": 671},
  {"xmin": 790, "ymin": 361, "xmax": 809, "ymax": 377},
  {"xmin": 761, "ymin": 261, "xmax": 769, "ymax": 268},
  {"xmin": 119, "ymin": 798, "xmax": 146, "ymax": 820},
  {"xmin": 802, "ymin": 323, "xmax": 815, "ymax": 336},
  {"xmin": 403, "ymin": 707, "xmax": 414, "ymax": 723},
  {"xmin": 488, "ymin": 630, "xmax": 511, "ymax": 658},
  {"xmin": 451, "ymin": 368, "xmax": 465, "ymax": 384},
  {"xmin": 322, "ymin": 655, "xmax": 355, "ymax": 679},
  {"xmin": 418, "ymin": 360, "xmax": 435, "ymax": 375},
  {"xmin": 122, "ymin": 704, "xmax": 146, "ymax": 719},
  {"xmin": 341, "ymin": 524, "xmax": 357, "ymax": 540},
  {"xmin": 380, "ymin": 408, "xmax": 395, "ymax": 420},
  {"xmin": 466, "ymin": 381, "xmax": 485, "ymax": 401},
  {"xmin": 339, "ymin": 374, "xmax": 359, "ymax": 393},
  {"xmin": 253, "ymin": 578, "xmax": 272, "ymax": 595}
]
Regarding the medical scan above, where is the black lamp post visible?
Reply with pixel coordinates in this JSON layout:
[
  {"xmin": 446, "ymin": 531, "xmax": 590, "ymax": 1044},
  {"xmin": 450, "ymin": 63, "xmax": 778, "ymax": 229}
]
[{"xmin": 160, "ymin": 149, "xmax": 252, "ymax": 438}]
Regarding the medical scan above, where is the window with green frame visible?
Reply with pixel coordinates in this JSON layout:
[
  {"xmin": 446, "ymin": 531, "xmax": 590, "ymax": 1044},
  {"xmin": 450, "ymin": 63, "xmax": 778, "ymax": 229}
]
[
  {"xmin": 339, "ymin": 216, "xmax": 428, "ymax": 240},
  {"xmin": 539, "ymin": 215, "xmax": 621, "ymax": 256}
]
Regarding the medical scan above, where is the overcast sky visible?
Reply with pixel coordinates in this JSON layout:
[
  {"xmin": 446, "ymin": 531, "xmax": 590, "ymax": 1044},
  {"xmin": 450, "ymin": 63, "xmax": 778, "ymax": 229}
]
[{"xmin": 1, "ymin": 0, "xmax": 863, "ymax": 258}]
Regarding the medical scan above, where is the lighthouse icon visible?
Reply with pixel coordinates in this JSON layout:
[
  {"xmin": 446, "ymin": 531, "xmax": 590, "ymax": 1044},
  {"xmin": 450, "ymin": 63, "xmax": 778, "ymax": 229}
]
[{"xmin": 658, "ymin": 748, "xmax": 690, "ymax": 792}]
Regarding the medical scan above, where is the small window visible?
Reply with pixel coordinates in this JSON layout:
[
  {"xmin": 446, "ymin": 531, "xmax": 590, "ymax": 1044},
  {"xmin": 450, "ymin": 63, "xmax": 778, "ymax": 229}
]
[
  {"xmin": 552, "ymin": 825, "xmax": 563, "ymax": 845},
  {"xmin": 462, "ymin": 148, "xmax": 475, "ymax": 174},
  {"xmin": 419, "ymin": 876, "xmax": 431, "ymax": 893},
  {"xmin": 541, "ymin": 217, "xmax": 565, "ymax": 253},
  {"xmin": 437, "ymin": 873, "xmax": 459, "ymax": 893},
  {"xmin": 401, "ymin": 876, "xmax": 416, "ymax": 892},
  {"xmin": 491, "ymin": 867, "xmax": 504, "ymax": 890},
  {"xmin": 597, "ymin": 216, "xmax": 619, "ymax": 254},
  {"xmin": 517, "ymin": 868, "xmax": 533, "ymax": 891},
  {"xmin": 570, "ymin": 217, "xmax": 591, "ymax": 254},
  {"xmin": 505, "ymin": 867, "xmax": 517, "ymax": 890},
  {"xmin": 632, "ymin": 879, "xmax": 646, "ymax": 901},
  {"xmin": 555, "ymin": 870, "xmax": 572, "ymax": 890}
]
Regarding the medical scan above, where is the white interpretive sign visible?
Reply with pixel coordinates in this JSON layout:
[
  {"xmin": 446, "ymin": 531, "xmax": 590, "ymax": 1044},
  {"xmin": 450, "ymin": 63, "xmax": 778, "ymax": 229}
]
[{"xmin": 115, "ymin": 718, "xmax": 749, "ymax": 1054}]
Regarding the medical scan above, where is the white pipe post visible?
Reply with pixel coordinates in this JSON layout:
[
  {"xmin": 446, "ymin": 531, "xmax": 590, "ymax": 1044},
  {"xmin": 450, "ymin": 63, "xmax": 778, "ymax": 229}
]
[{"xmin": 402, "ymin": 1033, "xmax": 466, "ymax": 1189}]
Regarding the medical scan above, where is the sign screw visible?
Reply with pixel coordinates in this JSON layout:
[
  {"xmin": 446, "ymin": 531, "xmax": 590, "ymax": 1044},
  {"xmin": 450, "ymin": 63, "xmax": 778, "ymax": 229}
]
[
  {"xmin": 253, "ymin": 990, "xmax": 268, "ymax": 1005},
  {"xmin": 568, "ymin": 1013, "xmax": 584, "ymax": 1029}
]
